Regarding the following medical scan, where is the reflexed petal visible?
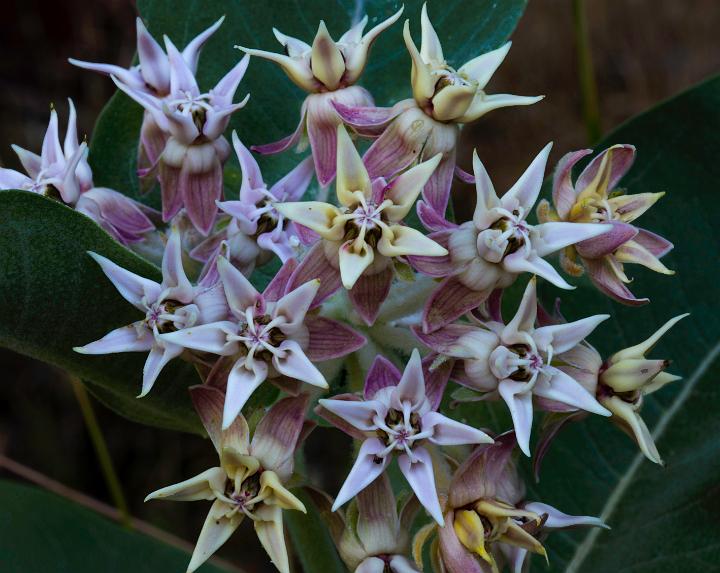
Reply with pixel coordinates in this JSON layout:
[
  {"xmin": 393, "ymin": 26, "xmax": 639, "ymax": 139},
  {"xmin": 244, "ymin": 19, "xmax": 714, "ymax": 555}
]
[
  {"xmin": 188, "ymin": 499, "xmax": 242, "ymax": 573},
  {"xmin": 615, "ymin": 239, "xmax": 674, "ymax": 274},
  {"xmin": 584, "ymin": 257, "xmax": 648, "ymax": 306},
  {"xmin": 318, "ymin": 398, "xmax": 382, "ymax": 432},
  {"xmin": 263, "ymin": 259, "xmax": 298, "ymax": 302},
  {"xmin": 338, "ymin": 240, "xmax": 375, "ymax": 289},
  {"xmin": 552, "ymin": 149, "xmax": 592, "ymax": 219},
  {"xmin": 217, "ymin": 256, "xmax": 261, "ymax": 316},
  {"xmin": 394, "ymin": 349, "xmax": 426, "ymax": 409},
  {"xmin": 336, "ymin": 124, "xmax": 372, "ymax": 204},
  {"xmin": 576, "ymin": 144, "xmax": 636, "ymax": 195},
  {"xmin": 190, "ymin": 384, "xmax": 250, "ymax": 456},
  {"xmin": 422, "ymin": 277, "xmax": 492, "ymax": 333},
  {"xmin": 348, "ymin": 266, "xmax": 394, "ymax": 326},
  {"xmin": 501, "ymin": 143, "xmax": 552, "ymax": 214},
  {"xmin": 383, "ymin": 154, "xmax": 442, "ymax": 221},
  {"xmin": 253, "ymin": 504, "xmax": 291, "ymax": 573},
  {"xmin": 145, "ymin": 467, "xmax": 226, "ymax": 502},
  {"xmin": 574, "ymin": 221, "xmax": 637, "ymax": 259},
  {"xmin": 603, "ymin": 396, "xmax": 662, "ymax": 464},
  {"xmin": 287, "ymin": 241, "xmax": 343, "ymax": 307},
  {"xmin": 160, "ymin": 321, "xmax": 237, "ymax": 355},
  {"xmin": 311, "ymin": 21, "xmax": 345, "ymax": 90},
  {"xmin": 534, "ymin": 367, "xmax": 610, "ymax": 416},
  {"xmin": 275, "ymin": 201, "xmax": 343, "ymax": 239},
  {"xmin": 533, "ymin": 221, "xmax": 613, "ymax": 257},
  {"xmin": 378, "ymin": 225, "xmax": 448, "ymax": 258},
  {"xmin": 634, "ymin": 227, "xmax": 673, "ymax": 257},
  {"xmin": 274, "ymin": 339, "xmax": 328, "ymax": 388},
  {"xmin": 355, "ymin": 473, "xmax": 399, "ymax": 556},
  {"xmin": 251, "ymin": 394, "xmax": 309, "ymax": 477},
  {"xmin": 140, "ymin": 342, "xmax": 183, "ymax": 397},
  {"xmin": 503, "ymin": 251, "xmax": 573, "ymax": 290},
  {"xmin": 459, "ymin": 42, "xmax": 511, "ymax": 88},
  {"xmin": 424, "ymin": 411, "xmax": 494, "ymax": 446},
  {"xmin": 74, "ymin": 323, "xmax": 154, "ymax": 355},
  {"xmin": 498, "ymin": 380, "xmax": 535, "ymax": 456},
  {"xmin": 223, "ymin": 361, "xmax": 269, "ymax": 428},
  {"xmin": 438, "ymin": 512, "xmax": 487, "ymax": 573},
  {"xmin": 307, "ymin": 98, "xmax": 341, "ymax": 187},
  {"xmin": 274, "ymin": 279, "xmax": 319, "ymax": 329},
  {"xmin": 398, "ymin": 447, "xmax": 443, "ymax": 525},
  {"xmin": 333, "ymin": 438, "xmax": 391, "ymax": 510},
  {"xmin": 252, "ymin": 101, "xmax": 308, "ymax": 155},
  {"xmin": 418, "ymin": 154, "xmax": 457, "ymax": 228},
  {"xmin": 523, "ymin": 501, "xmax": 608, "ymax": 530},
  {"xmin": 534, "ymin": 314, "xmax": 610, "ymax": 354},
  {"xmin": 88, "ymin": 251, "xmax": 161, "ymax": 309},
  {"xmin": 305, "ymin": 316, "xmax": 366, "ymax": 361},
  {"xmin": 180, "ymin": 156, "xmax": 223, "ymax": 236},
  {"xmin": 365, "ymin": 355, "xmax": 403, "ymax": 399},
  {"xmin": 457, "ymin": 92, "xmax": 544, "ymax": 124},
  {"xmin": 612, "ymin": 313, "xmax": 688, "ymax": 361}
]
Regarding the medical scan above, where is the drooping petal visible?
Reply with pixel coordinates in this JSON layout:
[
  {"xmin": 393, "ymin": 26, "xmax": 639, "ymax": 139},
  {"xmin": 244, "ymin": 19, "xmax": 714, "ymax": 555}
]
[
  {"xmin": 269, "ymin": 155, "xmax": 315, "ymax": 202},
  {"xmin": 217, "ymin": 256, "xmax": 261, "ymax": 317},
  {"xmin": 87, "ymin": 252, "xmax": 161, "ymax": 309},
  {"xmin": 355, "ymin": 473, "xmax": 399, "ymax": 556},
  {"xmin": 438, "ymin": 512, "xmax": 487, "ymax": 573},
  {"xmin": 634, "ymin": 227, "xmax": 673, "ymax": 257},
  {"xmin": 140, "ymin": 342, "xmax": 183, "ymax": 397},
  {"xmin": 576, "ymin": 144, "xmax": 636, "ymax": 195},
  {"xmin": 251, "ymin": 394, "xmax": 309, "ymax": 478},
  {"xmin": 398, "ymin": 447, "xmax": 443, "ymax": 525},
  {"xmin": 318, "ymin": 397, "xmax": 382, "ymax": 432},
  {"xmin": 422, "ymin": 277, "xmax": 492, "ymax": 333},
  {"xmin": 574, "ymin": 221, "xmax": 638, "ymax": 259},
  {"xmin": 584, "ymin": 258, "xmax": 648, "ymax": 306},
  {"xmin": 73, "ymin": 323, "xmax": 154, "ymax": 356},
  {"xmin": 262, "ymin": 258, "xmax": 298, "ymax": 302},
  {"xmin": 501, "ymin": 143, "xmax": 553, "ymax": 214},
  {"xmin": 498, "ymin": 380, "xmax": 535, "ymax": 456},
  {"xmin": 419, "ymin": 151, "xmax": 457, "ymax": 221},
  {"xmin": 552, "ymin": 149, "xmax": 593, "ymax": 219},
  {"xmin": 406, "ymin": 230, "xmax": 455, "ymax": 276},
  {"xmin": 534, "ymin": 367, "xmax": 610, "ymax": 416},
  {"xmin": 305, "ymin": 316, "xmax": 366, "ymax": 361},
  {"xmin": 145, "ymin": 467, "xmax": 226, "ymax": 503},
  {"xmin": 188, "ymin": 500, "xmax": 243, "ymax": 573},
  {"xmin": 603, "ymin": 396, "xmax": 662, "ymax": 464},
  {"xmin": 273, "ymin": 339, "xmax": 328, "ymax": 388},
  {"xmin": 287, "ymin": 241, "xmax": 343, "ymax": 307},
  {"xmin": 306, "ymin": 96, "xmax": 344, "ymax": 187},
  {"xmin": 179, "ymin": 152, "xmax": 223, "ymax": 236},
  {"xmin": 333, "ymin": 438, "xmax": 391, "ymax": 510},
  {"xmin": 534, "ymin": 314, "xmax": 609, "ymax": 354},
  {"xmin": 223, "ymin": 360, "xmax": 269, "ymax": 428},
  {"xmin": 348, "ymin": 266, "xmax": 394, "ymax": 326},
  {"xmin": 364, "ymin": 355, "xmax": 403, "ymax": 399},
  {"xmin": 422, "ymin": 354, "xmax": 453, "ymax": 410},
  {"xmin": 424, "ymin": 411, "xmax": 494, "ymax": 446},
  {"xmin": 252, "ymin": 100, "xmax": 309, "ymax": 155},
  {"xmin": 253, "ymin": 504, "xmax": 292, "ymax": 573},
  {"xmin": 190, "ymin": 384, "xmax": 250, "ymax": 456},
  {"xmin": 503, "ymin": 251, "xmax": 573, "ymax": 290},
  {"xmin": 331, "ymin": 101, "xmax": 403, "ymax": 136}
]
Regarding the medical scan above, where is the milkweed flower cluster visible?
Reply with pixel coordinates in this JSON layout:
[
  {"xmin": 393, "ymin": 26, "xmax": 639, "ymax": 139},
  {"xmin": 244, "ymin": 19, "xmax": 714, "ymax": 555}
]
[{"xmin": 0, "ymin": 3, "xmax": 687, "ymax": 572}]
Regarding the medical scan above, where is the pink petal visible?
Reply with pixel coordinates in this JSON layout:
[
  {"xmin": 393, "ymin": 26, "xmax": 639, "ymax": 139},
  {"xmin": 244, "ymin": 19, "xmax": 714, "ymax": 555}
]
[
  {"xmin": 217, "ymin": 256, "xmax": 261, "ymax": 316},
  {"xmin": 182, "ymin": 16, "xmax": 225, "ymax": 73},
  {"xmin": 532, "ymin": 221, "xmax": 613, "ymax": 258},
  {"xmin": 269, "ymin": 156, "xmax": 315, "ymax": 202},
  {"xmin": 422, "ymin": 276, "xmax": 492, "ymax": 333},
  {"xmin": 362, "ymin": 116, "xmax": 423, "ymax": 180},
  {"xmin": 79, "ymin": 188, "xmax": 154, "ymax": 243},
  {"xmin": 262, "ymin": 259, "xmax": 298, "ymax": 302},
  {"xmin": 158, "ymin": 162, "xmax": 184, "ymax": 221},
  {"xmin": 584, "ymin": 258, "xmax": 648, "ymax": 306},
  {"xmin": 136, "ymin": 17, "xmax": 170, "ymax": 93},
  {"xmin": 552, "ymin": 149, "xmax": 592, "ymax": 219},
  {"xmin": 305, "ymin": 316, "xmax": 366, "ymax": 361},
  {"xmin": 0, "ymin": 168, "xmax": 32, "ymax": 190},
  {"xmin": 74, "ymin": 323, "xmax": 154, "ymax": 355},
  {"xmin": 523, "ymin": 501, "xmax": 608, "ymax": 530},
  {"xmin": 397, "ymin": 447, "xmax": 443, "ymax": 525},
  {"xmin": 412, "ymin": 323, "xmax": 476, "ymax": 355},
  {"xmin": 332, "ymin": 438, "xmax": 391, "ymax": 510},
  {"xmin": 224, "ymin": 360, "xmax": 268, "ymax": 428},
  {"xmin": 498, "ymin": 380, "xmax": 535, "ymax": 456},
  {"xmin": 331, "ymin": 101, "xmax": 400, "ymax": 137},
  {"xmin": 251, "ymin": 102, "xmax": 307, "ymax": 155},
  {"xmin": 422, "ymin": 353, "xmax": 452, "ymax": 411},
  {"xmin": 287, "ymin": 242, "xmax": 342, "ymax": 308},
  {"xmin": 293, "ymin": 223, "xmax": 321, "ymax": 246},
  {"xmin": 190, "ymin": 384, "xmax": 250, "ymax": 456},
  {"xmin": 212, "ymin": 54, "xmax": 250, "ymax": 104},
  {"xmin": 454, "ymin": 164, "xmax": 475, "ymax": 184},
  {"xmin": 634, "ymin": 227, "xmax": 673, "ymax": 257},
  {"xmin": 348, "ymin": 267, "xmax": 394, "ymax": 326},
  {"xmin": 364, "ymin": 355, "xmax": 402, "ymax": 400},
  {"xmin": 274, "ymin": 279, "xmax": 319, "ymax": 329},
  {"xmin": 420, "ymin": 152, "xmax": 455, "ymax": 218},
  {"xmin": 317, "ymin": 398, "xmax": 382, "ymax": 432},
  {"xmin": 314, "ymin": 394, "xmax": 368, "ymax": 440},
  {"xmin": 416, "ymin": 199, "xmax": 459, "ymax": 232},
  {"xmin": 165, "ymin": 36, "xmax": 199, "ymax": 95},
  {"xmin": 251, "ymin": 394, "xmax": 309, "ymax": 479},
  {"xmin": 88, "ymin": 252, "xmax": 161, "ymax": 309},
  {"xmin": 393, "ymin": 349, "xmax": 426, "ymax": 410},
  {"xmin": 576, "ymin": 144, "xmax": 636, "ymax": 193},
  {"xmin": 232, "ymin": 131, "xmax": 265, "ymax": 194},
  {"xmin": 575, "ymin": 221, "xmax": 637, "ymax": 259},
  {"xmin": 181, "ymin": 157, "xmax": 223, "ymax": 236},
  {"xmin": 406, "ymin": 230, "xmax": 454, "ymax": 276},
  {"xmin": 438, "ymin": 512, "xmax": 485, "ymax": 573},
  {"xmin": 424, "ymin": 411, "xmax": 492, "ymax": 446},
  {"xmin": 306, "ymin": 102, "xmax": 339, "ymax": 186},
  {"xmin": 141, "ymin": 342, "xmax": 183, "ymax": 397},
  {"xmin": 273, "ymin": 340, "xmax": 327, "ymax": 388},
  {"xmin": 41, "ymin": 108, "xmax": 63, "ymax": 168}
]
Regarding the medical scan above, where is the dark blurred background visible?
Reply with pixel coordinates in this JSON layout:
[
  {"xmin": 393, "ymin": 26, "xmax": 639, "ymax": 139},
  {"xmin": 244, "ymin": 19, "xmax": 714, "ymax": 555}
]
[{"xmin": 0, "ymin": 1, "xmax": 718, "ymax": 571}]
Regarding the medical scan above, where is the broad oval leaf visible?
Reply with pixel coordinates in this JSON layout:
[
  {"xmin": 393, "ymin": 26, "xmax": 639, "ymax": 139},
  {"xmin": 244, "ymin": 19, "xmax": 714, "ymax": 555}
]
[
  {"xmin": 0, "ymin": 190, "xmax": 202, "ymax": 433},
  {"xmin": 527, "ymin": 76, "xmax": 720, "ymax": 572},
  {"xmin": 0, "ymin": 479, "xmax": 231, "ymax": 572}
]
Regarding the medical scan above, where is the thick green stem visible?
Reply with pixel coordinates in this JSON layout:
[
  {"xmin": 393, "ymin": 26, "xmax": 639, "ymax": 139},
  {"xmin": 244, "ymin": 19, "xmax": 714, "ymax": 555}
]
[
  {"xmin": 70, "ymin": 377, "xmax": 132, "ymax": 529},
  {"xmin": 573, "ymin": 0, "xmax": 602, "ymax": 143}
]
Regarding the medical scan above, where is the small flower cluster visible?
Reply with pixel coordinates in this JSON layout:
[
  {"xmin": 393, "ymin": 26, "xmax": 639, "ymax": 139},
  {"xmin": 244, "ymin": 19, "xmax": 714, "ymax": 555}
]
[{"xmin": 2, "ymin": 4, "xmax": 688, "ymax": 572}]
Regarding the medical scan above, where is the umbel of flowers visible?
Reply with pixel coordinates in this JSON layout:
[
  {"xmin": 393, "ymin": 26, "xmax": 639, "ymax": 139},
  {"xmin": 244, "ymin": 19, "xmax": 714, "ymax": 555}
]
[{"xmin": 0, "ymin": 3, "xmax": 686, "ymax": 572}]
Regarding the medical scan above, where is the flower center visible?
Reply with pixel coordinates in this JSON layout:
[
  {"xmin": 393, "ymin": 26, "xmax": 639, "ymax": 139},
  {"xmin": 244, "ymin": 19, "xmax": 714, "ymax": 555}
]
[
  {"xmin": 477, "ymin": 211, "xmax": 530, "ymax": 264},
  {"xmin": 169, "ymin": 90, "xmax": 212, "ymax": 131},
  {"xmin": 376, "ymin": 407, "xmax": 423, "ymax": 452},
  {"xmin": 233, "ymin": 310, "xmax": 287, "ymax": 363},
  {"xmin": 226, "ymin": 473, "xmax": 261, "ymax": 515},
  {"xmin": 489, "ymin": 344, "xmax": 543, "ymax": 385},
  {"xmin": 144, "ymin": 299, "xmax": 185, "ymax": 333},
  {"xmin": 343, "ymin": 199, "xmax": 389, "ymax": 248}
]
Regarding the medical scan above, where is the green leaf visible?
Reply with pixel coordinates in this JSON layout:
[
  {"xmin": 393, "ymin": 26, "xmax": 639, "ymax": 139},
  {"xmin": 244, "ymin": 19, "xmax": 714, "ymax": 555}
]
[
  {"xmin": 0, "ymin": 479, "xmax": 230, "ymax": 572},
  {"xmin": 0, "ymin": 190, "xmax": 202, "ymax": 434},
  {"xmin": 527, "ymin": 76, "xmax": 720, "ymax": 572},
  {"xmin": 90, "ymin": 0, "xmax": 528, "ymax": 198},
  {"xmin": 285, "ymin": 488, "xmax": 345, "ymax": 573}
]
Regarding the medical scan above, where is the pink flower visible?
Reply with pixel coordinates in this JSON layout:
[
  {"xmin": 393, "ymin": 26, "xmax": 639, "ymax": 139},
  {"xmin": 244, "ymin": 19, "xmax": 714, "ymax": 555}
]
[
  {"xmin": 416, "ymin": 278, "xmax": 610, "ymax": 456},
  {"xmin": 276, "ymin": 125, "xmax": 447, "ymax": 326},
  {"xmin": 317, "ymin": 349, "xmax": 493, "ymax": 525},
  {"xmin": 160, "ymin": 256, "xmax": 365, "ymax": 428},
  {"xmin": 334, "ymin": 4, "xmax": 543, "ymax": 228},
  {"xmin": 191, "ymin": 132, "xmax": 314, "ymax": 281},
  {"xmin": 113, "ymin": 40, "xmax": 250, "ymax": 235},
  {"xmin": 74, "ymin": 227, "xmax": 227, "ymax": 396},
  {"xmin": 537, "ymin": 144, "xmax": 674, "ymax": 305},
  {"xmin": 70, "ymin": 17, "xmax": 225, "ymax": 173},
  {"xmin": 239, "ymin": 8, "xmax": 403, "ymax": 186},
  {"xmin": 146, "ymin": 386, "xmax": 310, "ymax": 573},
  {"xmin": 411, "ymin": 144, "xmax": 610, "ymax": 332},
  {"xmin": 0, "ymin": 100, "xmax": 154, "ymax": 244}
]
